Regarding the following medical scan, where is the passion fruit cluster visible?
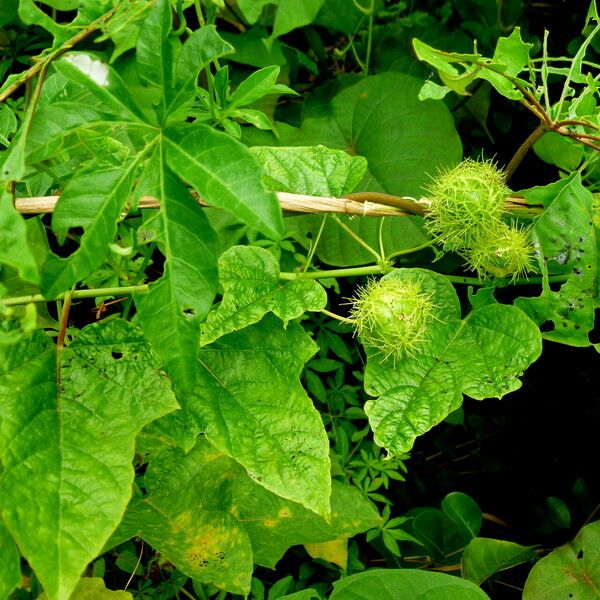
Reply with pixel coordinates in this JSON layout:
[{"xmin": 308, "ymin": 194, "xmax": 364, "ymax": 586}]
[
  {"xmin": 425, "ymin": 159, "xmax": 535, "ymax": 279},
  {"xmin": 349, "ymin": 276, "xmax": 437, "ymax": 361}
]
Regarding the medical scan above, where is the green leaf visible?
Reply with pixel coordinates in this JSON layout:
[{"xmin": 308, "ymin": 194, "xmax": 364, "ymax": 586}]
[
  {"xmin": 412, "ymin": 509, "xmax": 463, "ymax": 560},
  {"xmin": 134, "ymin": 149, "xmax": 218, "ymax": 396},
  {"xmin": 0, "ymin": 189, "xmax": 40, "ymax": 284},
  {"xmin": 283, "ymin": 72, "xmax": 461, "ymax": 197},
  {"xmin": 236, "ymin": 0, "xmax": 326, "ymax": 40},
  {"xmin": 251, "ymin": 145, "xmax": 368, "ymax": 197},
  {"xmin": 54, "ymin": 53, "xmax": 145, "ymax": 122},
  {"xmin": 277, "ymin": 72, "xmax": 461, "ymax": 266},
  {"xmin": 39, "ymin": 578, "xmax": 133, "ymax": 599},
  {"xmin": 200, "ymin": 245, "xmax": 327, "ymax": 345},
  {"xmin": 270, "ymin": 0, "xmax": 326, "ymax": 40},
  {"xmin": 168, "ymin": 25, "xmax": 234, "ymax": 115},
  {"xmin": 279, "ymin": 591, "xmax": 321, "ymax": 600},
  {"xmin": 165, "ymin": 124, "xmax": 283, "ymax": 239},
  {"xmin": 0, "ymin": 319, "xmax": 178, "ymax": 600},
  {"xmin": 413, "ymin": 38, "xmax": 526, "ymax": 100},
  {"xmin": 191, "ymin": 314, "xmax": 331, "ymax": 517},
  {"xmin": 233, "ymin": 108, "xmax": 274, "ymax": 130},
  {"xmin": 95, "ymin": 0, "xmax": 153, "ymax": 62},
  {"xmin": 243, "ymin": 478, "xmax": 381, "ymax": 568},
  {"xmin": 516, "ymin": 174, "xmax": 597, "ymax": 346},
  {"xmin": 363, "ymin": 269, "xmax": 542, "ymax": 455},
  {"xmin": 41, "ymin": 161, "xmax": 138, "ymax": 298},
  {"xmin": 441, "ymin": 492, "xmax": 482, "ymax": 541},
  {"xmin": 136, "ymin": 0, "xmax": 173, "ymax": 116},
  {"xmin": 25, "ymin": 103, "xmax": 110, "ymax": 163},
  {"xmin": 137, "ymin": 409, "xmax": 202, "ymax": 456},
  {"xmin": 229, "ymin": 66, "xmax": 281, "ymax": 108},
  {"xmin": 523, "ymin": 520, "xmax": 600, "ymax": 600},
  {"xmin": 113, "ymin": 438, "xmax": 378, "ymax": 591},
  {"xmin": 175, "ymin": 26, "xmax": 234, "ymax": 88},
  {"xmin": 418, "ymin": 80, "xmax": 452, "ymax": 100},
  {"xmin": 116, "ymin": 498, "xmax": 252, "ymax": 595},
  {"xmin": 462, "ymin": 538, "xmax": 538, "ymax": 585},
  {"xmin": 534, "ymin": 132, "xmax": 585, "ymax": 171},
  {"xmin": 492, "ymin": 27, "xmax": 533, "ymax": 78},
  {"xmin": 0, "ymin": 105, "xmax": 17, "ymax": 146},
  {"xmin": 0, "ymin": 518, "xmax": 20, "ymax": 599},
  {"xmin": 329, "ymin": 569, "xmax": 491, "ymax": 599},
  {"xmin": 18, "ymin": 0, "xmax": 67, "ymax": 40}
]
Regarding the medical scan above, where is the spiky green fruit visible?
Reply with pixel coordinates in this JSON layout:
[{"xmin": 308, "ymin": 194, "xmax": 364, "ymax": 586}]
[
  {"xmin": 425, "ymin": 158, "xmax": 510, "ymax": 249},
  {"xmin": 350, "ymin": 277, "xmax": 437, "ymax": 360},
  {"xmin": 464, "ymin": 223, "xmax": 535, "ymax": 279}
]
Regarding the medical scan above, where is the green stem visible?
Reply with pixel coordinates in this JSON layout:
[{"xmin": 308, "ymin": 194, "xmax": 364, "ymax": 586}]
[
  {"xmin": 377, "ymin": 217, "xmax": 386, "ymax": 259},
  {"xmin": 386, "ymin": 237, "xmax": 440, "ymax": 260},
  {"xmin": 280, "ymin": 265, "xmax": 386, "ymax": 280},
  {"xmin": 364, "ymin": 0, "xmax": 375, "ymax": 75},
  {"xmin": 332, "ymin": 214, "xmax": 382, "ymax": 262},
  {"xmin": 303, "ymin": 214, "xmax": 328, "ymax": 273},
  {"xmin": 2, "ymin": 284, "xmax": 150, "ymax": 307},
  {"xmin": 122, "ymin": 242, "xmax": 157, "ymax": 319},
  {"xmin": 444, "ymin": 274, "xmax": 568, "ymax": 286},
  {"xmin": 194, "ymin": 0, "xmax": 206, "ymax": 26},
  {"xmin": 321, "ymin": 308, "xmax": 354, "ymax": 324},
  {"xmin": 174, "ymin": 0, "xmax": 187, "ymax": 36}
]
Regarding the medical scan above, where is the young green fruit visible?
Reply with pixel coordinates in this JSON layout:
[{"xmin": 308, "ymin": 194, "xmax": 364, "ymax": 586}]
[
  {"xmin": 464, "ymin": 223, "xmax": 535, "ymax": 279},
  {"xmin": 350, "ymin": 276, "xmax": 436, "ymax": 361},
  {"xmin": 425, "ymin": 158, "xmax": 510, "ymax": 249}
]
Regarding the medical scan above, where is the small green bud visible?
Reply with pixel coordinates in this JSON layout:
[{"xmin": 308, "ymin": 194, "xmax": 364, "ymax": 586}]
[
  {"xmin": 350, "ymin": 276, "xmax": 437, "ymax": 360},
  {"xmin": 425, "ymin": 158, "xmax": 510, "ymax": 249}
]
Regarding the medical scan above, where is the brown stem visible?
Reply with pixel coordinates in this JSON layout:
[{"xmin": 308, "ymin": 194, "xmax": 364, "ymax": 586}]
[
  {"xmin": 56, "ymin": 292, "xmax": 73, "ymax": 350},
  {"xmin": 505, "ymin": 123, "xmax": 548, "ymax": 181},
  {"xmin": 516, "ymin": 89, "xmax": 552, "ymax": 126},
  {"xmin": 55, "ymin": 291, "xmax": 72, "ymax": 392},
  {"xmin": 344, "ymin": 192, "xmax": 427, "ymax": 216},
  {"xmin": 556, "ymin": 118, "xmax": 600, "ymax": 131},
  {"xmin": 0, "ymin": 4, "xmax": 120, "ymax": 103},
  {"xmin": 555, "ymin": 128, "xmax": 600, "ymax": 151},
  {"xmin": 555, "ymin": 127, "xmax": 600, "ymax": 142}
]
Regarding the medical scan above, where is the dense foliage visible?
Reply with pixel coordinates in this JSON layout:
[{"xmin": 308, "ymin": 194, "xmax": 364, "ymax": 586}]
[{"xmin": 0, "ymin": 0, "xmax": 599, "ymax": 599}]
